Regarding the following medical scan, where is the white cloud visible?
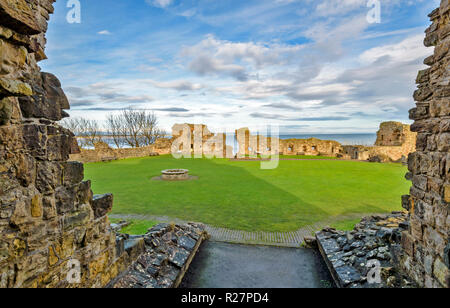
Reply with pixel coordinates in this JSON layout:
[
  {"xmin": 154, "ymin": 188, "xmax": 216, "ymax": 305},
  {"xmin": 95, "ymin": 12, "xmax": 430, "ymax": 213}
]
[
  {"xmin": 315, "ymin": 0, "xmax": 366, "ymax": 17},
  {"xmin": 181, "ymin": 35, "xmax": 303, "ymax": 81},
  {"xmin": 359, "ymin": 34, "xmax": 429, "ymax": 64},
  {"xmin": 146, "ymin": 0, "xmax": 173, "ymax": 8},
  {"xmin": 146, "ymin": 80, "xmax": 205, "ymax": 91},
  {"xmin": 97, "ymin": 30, "xmax": 112, "ymax": 35}
]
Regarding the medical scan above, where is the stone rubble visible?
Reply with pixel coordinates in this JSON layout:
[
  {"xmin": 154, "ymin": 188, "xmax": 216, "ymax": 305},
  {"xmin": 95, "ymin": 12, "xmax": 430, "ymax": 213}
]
[
  {"xmin": 316, "ymin": 212, "xmax": 416, "ymax": 288},
  {"xmin": 109, "ymin": 223, "xmax": 208, "ymax": 288}
]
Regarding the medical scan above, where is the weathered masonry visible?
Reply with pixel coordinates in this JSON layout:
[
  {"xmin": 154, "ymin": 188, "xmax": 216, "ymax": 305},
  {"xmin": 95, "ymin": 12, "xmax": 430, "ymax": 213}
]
[
  {"xmin": 0, "ymin": 0, "xmax": 449, "ymax": 289},
  {"xmin": 0, "ymin": 0, "xmax": 139, "ymax": 287},
  {"xmin": 0, "ymin": 0, "xmax": 208, "ymax": 288},
  {"xmin": 400, "ymin": 0, "xmax": 450, "ymax": 288}
]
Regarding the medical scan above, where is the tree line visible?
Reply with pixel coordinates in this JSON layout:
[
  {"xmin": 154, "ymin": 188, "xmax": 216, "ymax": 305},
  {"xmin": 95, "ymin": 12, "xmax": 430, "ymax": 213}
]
[{"xmin": 60, "ymin": 108, "xmax": 167, "ymax": 149}]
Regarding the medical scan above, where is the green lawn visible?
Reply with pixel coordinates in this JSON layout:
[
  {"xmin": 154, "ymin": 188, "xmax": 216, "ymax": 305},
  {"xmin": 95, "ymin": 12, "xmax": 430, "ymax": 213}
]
[
  {"xmin": 109, "ymin": 218, "xmax": 160, "ymax": 235},
  {"xmin": 85, "ymin": 155, "xmax": 409, "ymax": 232}
]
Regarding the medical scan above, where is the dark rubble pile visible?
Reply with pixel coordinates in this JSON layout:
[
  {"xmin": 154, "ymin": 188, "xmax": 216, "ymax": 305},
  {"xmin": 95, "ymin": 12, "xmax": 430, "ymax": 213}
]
[
  {"xmin": 109, "ymin": 223, "xmax": 207, "ymax": 288},
  {"xmin": 316, "ymin": 212, "xmax": 416, "ymax": 288}
]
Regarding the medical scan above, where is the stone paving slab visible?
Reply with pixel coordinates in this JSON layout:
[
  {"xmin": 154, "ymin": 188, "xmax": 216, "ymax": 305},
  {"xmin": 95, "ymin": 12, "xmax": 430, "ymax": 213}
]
[
  {"xmin": 180, "ymin": 242, "xmax": 335, "ymax": 288},
  {"xmin": 109, "ymin": 213, "xmax": 381, "ymax": 248}
]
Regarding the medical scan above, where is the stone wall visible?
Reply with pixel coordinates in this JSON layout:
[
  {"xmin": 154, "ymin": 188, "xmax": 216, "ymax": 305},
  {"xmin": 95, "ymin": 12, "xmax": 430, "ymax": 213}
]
[
  {"xmin": 235, "ymin": 127, "xmax": 343, "ymax": 157},
  {"xmin": 375, "ymin": 122, "xmax": 416, "ymax": 149},
  {"xmin": 69, "ymin": 141, "xmax": 164, "ymax": 164},
  {"xmin": 0, "ymin": 0, "xmax": 136, "ymax": 288},
  {"xmin": 343, "ymin": 122, "xmax": 416, "ymax": 162},
  {"xmin": 401, "ymin": 0, "xmax": 449, "ymax": 288}
]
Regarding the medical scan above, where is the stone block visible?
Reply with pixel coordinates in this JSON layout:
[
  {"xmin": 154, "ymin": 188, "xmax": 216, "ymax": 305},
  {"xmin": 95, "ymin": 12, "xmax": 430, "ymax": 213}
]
[
  {"xmin": 30, "ymin": 195, "xmax": 42, "ymax": 218},
  {"xmin": 91, "ymin": 194, "xmax": 113, "ymax": 219},
  {"xmin": 42, "ymin": 195, "xmax": 56, "ymax": 220},
  {"xmin": 401, "ymin": 231, "xmax": 415, "ymax": 256},
  {"xmin": 423, "ymin": 226, "xmax": 445, "ymax": 255},
  {"xmin": 0, "ymin": 0, "xmax": 42, "ymax": 35},
  {"xmin": 0, "ymin": 38, "xmax": 27, "ymax": 75},
  {"xmin": 63, "ymin": 161, "xmax": 84, "ymax": 185},
  {"xmin": 18, "ymin": 72, "xmax": 69, "ymax": 121},
  {"xmin": 55, "ymin": 186, "xmax": 75, "ymax": 215},
  {"xmin": 437, "ymin": 133, "xmax": 450, "ymax": 152},
  {"xmin": 0, "ymin": 77, "xmax": 32, "ymax": 96},
  {"xmin": 433, "ymin": 257, "xmax": 449, "ymax": 287},
  {"xmin": 413, "ymin": 87, "xmax": 433, "ymax": 102},
  {"xmin": 0, "ymin": 97, "xmax": 13, "ymax": 125},
  {"xmin": 63, "ymin": 206, "xmax": 91, "ymax": 232},
  {"xmin": 444, "ymin": 185, "xmax": 450, "ymax": 203},
  {"xmin": 22, "ymin": 124, "xmax": 46, "ymax": 157},
  {"xmin": 36, "ymin": 161, "xmax": 62, "ymax": 193}
]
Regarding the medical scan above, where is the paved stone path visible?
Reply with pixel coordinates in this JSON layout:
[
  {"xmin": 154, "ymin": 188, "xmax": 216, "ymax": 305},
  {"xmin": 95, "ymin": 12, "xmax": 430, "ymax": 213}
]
[
  {"xmin": 180, "ymin": 242, "xmax": 335, "ymax": 288},
  {"xmin": 109, "ymin": 213, "xmax": 376, "ymax": 248}
]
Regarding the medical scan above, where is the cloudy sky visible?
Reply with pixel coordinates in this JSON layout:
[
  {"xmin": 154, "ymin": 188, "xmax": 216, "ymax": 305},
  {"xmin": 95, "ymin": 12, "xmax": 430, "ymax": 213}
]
[{"xmin": 41, "ymin": 0, "xmax": 439, "ymax": 134}]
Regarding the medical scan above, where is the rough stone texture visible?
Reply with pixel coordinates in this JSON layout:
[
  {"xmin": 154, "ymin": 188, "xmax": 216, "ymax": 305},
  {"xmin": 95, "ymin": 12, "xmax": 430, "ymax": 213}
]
[
  {"xmin": 109, "ymin": 223, "xmax": 208, "ymax": 288},
  {"xmin": 316, "ymin": 212, "xmax": 415, "ymax": 288},
  {"xmin": 343, "ymin": 122, "xmax": 417, "ymax": 162},
  {"xmin": 236, "ymin": 127, "xmax": 342, "ymax": 158},
  {"xmin": 400, "ymin": 0, "xmax": 450, "ymax": 288},
  {"xmin": 69, "ymin": 141, "xmax": 161, "ymax": 164},
  {"xmin": 0, "ymin": 0, "xmax": 136, "ymax": 288}
]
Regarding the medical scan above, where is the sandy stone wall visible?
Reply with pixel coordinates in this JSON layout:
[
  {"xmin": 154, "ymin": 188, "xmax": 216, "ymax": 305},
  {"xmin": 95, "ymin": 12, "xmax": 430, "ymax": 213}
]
[
  {"xmin": 343, "ymin": 122, "xmax": 417, "ymax": 162},
  {"xmin": 69, "ymin": 141, "xmax": 166, "ymax": 164},
  {"xmin": 400, "ymin": 0, "xmax": 450, "ymax": 288},
  {"xmin": 235, "ymin": 127, "xmax": 343, "ymax": 157},
  {"xmin": 375, "ymin": 121, "xmax": 417, "ymax": 148},
  {"xmin": 0, "ymin": 0, "xmax": 138, "ymax": 288}
]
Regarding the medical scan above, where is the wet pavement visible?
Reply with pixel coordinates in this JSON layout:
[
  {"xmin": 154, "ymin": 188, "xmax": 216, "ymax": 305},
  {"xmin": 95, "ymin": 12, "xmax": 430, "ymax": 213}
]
[{"xmin": 180, "ymin": 241, "xmax": 335, "ymax": 288}]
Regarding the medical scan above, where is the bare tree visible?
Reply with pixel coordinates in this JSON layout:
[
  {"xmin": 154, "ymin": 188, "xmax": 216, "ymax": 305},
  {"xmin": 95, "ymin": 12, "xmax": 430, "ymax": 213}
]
[
  {"xmin": 108, "ymin": 108, "xmax": 166, "ymax": 148},
  {"xmin": 60, "ymin": 117, "xmax": 103, "ymax": 148},
  {"xmin": 105, "ymin": 114, "xmax": 123, "ymax": 149},
  {"xmin": 141, "ymin": 112, "xmax": 167, "ymax": 146},
  {"xmin": 60, "ymin": 117, "xmax": 81, "ymax": 135},
  {"xmin": 79, "ymin": 118, "xmax": 103, "ymax": 148}
]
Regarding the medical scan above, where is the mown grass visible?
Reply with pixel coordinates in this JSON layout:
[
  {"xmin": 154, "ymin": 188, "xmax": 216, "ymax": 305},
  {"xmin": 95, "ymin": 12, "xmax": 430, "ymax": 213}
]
[
  {"xmin": 86, "ymin": 155, "xmax": 409, "ymax": 232},
  {"xmin": 109, "ymin": 218, "xmax": 160, "ymax": 235},
  {"xmin": 330, "ymin": 219, "xmax": 362, "ymax": 231}
]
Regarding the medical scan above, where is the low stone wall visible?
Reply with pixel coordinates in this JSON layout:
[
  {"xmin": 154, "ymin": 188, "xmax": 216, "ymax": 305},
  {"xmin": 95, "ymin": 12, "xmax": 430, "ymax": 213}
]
[
  {"xmin": 236, "ymin": 127, "xmax": 343, "ymax": 157},
  {"xmin": 279, "ymin": 138, "xmax": 342, "ymax": 157},
  {"xmin": 109, "ymin": 223, "xmax": 208, "ymax": 288},
  {"xmin": 316, "ymin": 212, "xmax": 415, "ymax": 288},
  {"xmin": 69, "ymin": 142, "xmax": 165, "ymax": 163},
  {"xmin": 343, "ymin": 145, "xmax": 413, "ymax": 163}
]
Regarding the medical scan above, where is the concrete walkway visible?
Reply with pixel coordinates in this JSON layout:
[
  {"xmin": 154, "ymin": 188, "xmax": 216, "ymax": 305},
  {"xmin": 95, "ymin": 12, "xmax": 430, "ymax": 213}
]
[
  {"xmin": 180, "ymin": 242, "xmax": 335, "ymax": 288},
  {"xmin": 109, "ymin": 213, "xmax": 373, "ymax": 247}
]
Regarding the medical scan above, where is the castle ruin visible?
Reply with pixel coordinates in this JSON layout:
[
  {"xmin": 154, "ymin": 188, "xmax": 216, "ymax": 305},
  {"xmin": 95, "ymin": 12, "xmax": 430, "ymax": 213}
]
[{"xmin": 0, "ymin": 0, "xmax": 448, "ymax": 288}]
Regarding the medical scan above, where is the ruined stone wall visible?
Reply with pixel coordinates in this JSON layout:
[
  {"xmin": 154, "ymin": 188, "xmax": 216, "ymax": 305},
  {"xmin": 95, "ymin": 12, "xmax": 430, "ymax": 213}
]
[
  {"xmin": 401, "ymin": 0, "xmax": 450, "ymax": 288},
  {"xmin": 375, "ymin": 121, "xmax": 416, "ymax": 148},
  {"xmin": 279, "ymin": 138, "xmax": 342, "ymax": 156},
  {"xmin": 0, "ymin": 0, "xmax": 135, "ymax": 288},
  {"xmin": 69, "ymin": 141, "xmax": 166, "ymax": 164},
  {"xmin": 235, "ymin": 127, "xmax": 343, "ymax": 157},
  {"xmin": 343, "ymin": 122, "xmax": 417, "ymax": 162}
]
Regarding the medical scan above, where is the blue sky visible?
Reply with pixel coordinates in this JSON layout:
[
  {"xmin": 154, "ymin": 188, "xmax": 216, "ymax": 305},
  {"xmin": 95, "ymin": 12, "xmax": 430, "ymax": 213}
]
[{"xmin": 41, "ymin": 0, "xmax": 440, "ymax": 134}]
